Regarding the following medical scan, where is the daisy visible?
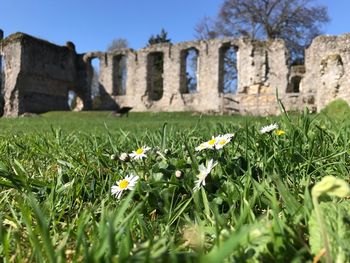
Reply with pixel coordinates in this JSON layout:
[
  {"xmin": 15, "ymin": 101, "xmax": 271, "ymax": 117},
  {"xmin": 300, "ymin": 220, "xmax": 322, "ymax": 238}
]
[
  {"xmin": 260, "ymin": 123, "xmax": 278, "ymax": 134},
  {"xmin": 193, "ymin": 159, "xmax": 218, "ymax": 192},
  {"xmin": 215, "ymin": 134, "xmax": 233, "ymax": 149},
  {"xmin": 195, "ymin": 137, "xmax": 218, "ymax": 151},
  {"xmin": 129, "ymin": 146, "xmax": 151, "ymax": 160},
  {"xmin": 195, "ymin": 142, "xmax": 207, "ymax": 151},
  {"xmin": 111, "ymin": 174, "xmax": 139, "ymax": 199},
  {"xmin": 196, "ymin": 133, "xmax": 234, "ymax": 151}
]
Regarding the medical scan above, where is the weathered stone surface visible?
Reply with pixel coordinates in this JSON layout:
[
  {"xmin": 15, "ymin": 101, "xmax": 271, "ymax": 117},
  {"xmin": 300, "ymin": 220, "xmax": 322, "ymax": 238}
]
[
  {"xmin": 0, "ymin": 33, "xmax": 91, "ymax": 116},
  {"xmin": 1, "ymin": 36, "xmax": 23, "ymax": 117},
  {"xmin": 302, "ymin": 34, "xmax": 350, "ymax": 111},
  {"xmin": 2, "ymin": 31, "xmax": 350, "ymax": 117},
  {"xmin": 92, "ymin": 37, "xmax": 290, "ymax": 115}
]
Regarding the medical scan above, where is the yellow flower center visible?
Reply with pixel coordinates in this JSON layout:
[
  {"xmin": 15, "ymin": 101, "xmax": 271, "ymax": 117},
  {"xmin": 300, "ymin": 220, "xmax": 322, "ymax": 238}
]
[
  {"xmin": 219, "ymin": 139, "xmax": 227, "ymax": 145},
  {"xmin": 136, "ymin": 148, "xmax": 144, "ymax": 155},
  {"xmin": 208, "ymin": 139, "xmax": 216, "ymax": 145},
  {"xmin": 119, "ymin": 179, "xmax": 129, "ymax": 189}
]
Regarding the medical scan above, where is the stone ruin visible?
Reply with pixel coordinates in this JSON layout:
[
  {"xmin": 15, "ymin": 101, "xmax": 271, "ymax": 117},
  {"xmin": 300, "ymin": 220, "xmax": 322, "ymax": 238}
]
[{"xmin": 1, "ymin": 29, "xmax": 350, "ymax": 117}]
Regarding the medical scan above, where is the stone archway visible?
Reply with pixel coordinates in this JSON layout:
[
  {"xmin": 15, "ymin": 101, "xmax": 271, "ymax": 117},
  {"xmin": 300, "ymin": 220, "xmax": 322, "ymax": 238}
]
[
  {"xmin": 112, "ymin": 54, "xmax": 127, "ymax": 96},
  {"xmin": 180, "ymin": 47, "xmax": 199, "ymax": 93},
  {"xmin": 147, "ymin": 52, "xmax": 164, "ymax": 101},
  {"xmin": 219, "ymin": 43, "xmax": 238, "ymax": 94}
]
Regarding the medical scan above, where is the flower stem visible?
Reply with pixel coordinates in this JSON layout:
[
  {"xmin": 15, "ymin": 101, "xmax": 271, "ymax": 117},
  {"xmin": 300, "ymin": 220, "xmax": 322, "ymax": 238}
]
[{"xmin": 312, "ymin": 195, "xmax": 332, "ymax": 263}]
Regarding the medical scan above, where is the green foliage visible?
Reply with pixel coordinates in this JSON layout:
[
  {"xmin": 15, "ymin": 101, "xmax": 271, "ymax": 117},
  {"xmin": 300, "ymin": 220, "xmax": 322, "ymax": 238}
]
[
  {"xmin": 147, "ymin": 28, "xmax": 171, "ymax": 46},
  {"xmin": 0, "ymin": 111, "xmax": 349, "ymax": 261},
  {"xmin": 321, "ymin": 98, "xmax": 350, "ymax": 119},
  {"xmin": 309, "ymin": 201, "xmax": 350, "ymax": 261}
]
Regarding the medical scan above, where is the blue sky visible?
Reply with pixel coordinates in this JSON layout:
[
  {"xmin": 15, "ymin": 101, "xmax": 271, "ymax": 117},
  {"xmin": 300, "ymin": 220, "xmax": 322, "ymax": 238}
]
[{"xmin": 1, "ymin": 0, "xmax": 349, "ymax": 53}]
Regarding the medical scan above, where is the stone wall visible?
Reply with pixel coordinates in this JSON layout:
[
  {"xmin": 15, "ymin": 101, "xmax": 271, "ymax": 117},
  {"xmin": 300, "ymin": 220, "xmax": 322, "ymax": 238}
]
[
  {"xmin": 0, "ymin": 33, "xmax": 75, "ymax": 116},
  {"xmin": 3, "ymin": 31, "xmax": 350, "ymax": 117},
  {"xmin": 0, "ymin": 33, "xmax": 92, "ymax": 116},
  {"xmin": 91, "ymin": 38, "xmax": 290, "ymax": 115},
  {"xmin": 302, "ymin": 34, "xmax": 350, "ymax": 111},
  {"xmin": 0, "ymin": 35, "xmax": 23, "ymax": 116}
]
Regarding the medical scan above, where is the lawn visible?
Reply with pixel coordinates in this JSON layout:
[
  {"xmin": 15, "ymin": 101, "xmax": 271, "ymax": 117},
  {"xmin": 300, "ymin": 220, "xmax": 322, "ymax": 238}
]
[
  {"xmin": 0, "ymin": 111, "xmax": 263, "ymax": 135},
  {"xmin": 0, "ymin": 107, "xmax": 349, "ymax": 262}
]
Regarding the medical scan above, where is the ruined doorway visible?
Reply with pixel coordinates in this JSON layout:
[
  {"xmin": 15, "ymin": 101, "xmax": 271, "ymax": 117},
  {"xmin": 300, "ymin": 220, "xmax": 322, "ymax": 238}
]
[
  {"xmin": 67, "ymin": 87, "xmax": 86, "ymax": 111},
  {"xmin": 68, "ymin": 90, "xmax": 77, "ymax": 110},
  {"xmin": 147, "ymin": 52, "xmax": 164, "ymax": 101},
  {"xmin": 287, "ymin": 76, "xmax": 301, "ymax": 93},
  {"xmin": 91, "ymin": 58, "xmax": 101, "ymax": 108},
  {"xmin": 219, "ymin": 44, "xmax": 238, "ymax": 94},
  {"xmin": 112, "ymin": 55, "xmax": 127, "ymax": 96},
  {"xmin": 180, "ymin": 48, "xmax": 199, "ymax": 93}
]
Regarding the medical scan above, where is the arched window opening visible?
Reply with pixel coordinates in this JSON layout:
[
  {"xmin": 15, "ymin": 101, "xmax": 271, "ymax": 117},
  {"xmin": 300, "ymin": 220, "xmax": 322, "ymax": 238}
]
[
  {"xmin": 91, "ymin": 58, "xmax": 100, "ymax": 98},
  {"xmin": 67, "ymin": 89, "xmax": 85, "ymax": 111},
  {"xmin": 287, "ymin": 76, "xmax": 301, "ymax": 93},
  {"xmin": 180, "ymin": 48, "xmax": 199, "ymax": 93},
  {"xmin": 90, "ymin": 58, "xmax": 101, "ymax": 109},
  {"xmin": 68, "ymin": 90, "xmax": 77, "ymax": 110},
  {"xmin": 219, "ymin": 44, "xmax": 238, "ymax": 94},
  {"xmin": 147, "ymin": 52, "xmax": 164, "ymax": 101},
  {"xmin": 112, "ymin": 55, "xmax": 127, "ymax": 95}
]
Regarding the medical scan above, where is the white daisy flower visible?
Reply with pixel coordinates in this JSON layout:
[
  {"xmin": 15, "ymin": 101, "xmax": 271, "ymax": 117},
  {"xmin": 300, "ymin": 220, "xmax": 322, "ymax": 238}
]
[
  {"xmin": 111, "ymin": 174, "xmax": 139, "ymax": 199},
  {"xmin": 215, "ymin": 134, "xmax": 232, "ymax": 149},
  {"xmin": 129, "ymin": 146, "xmax": 151, "ymax": 159},
  {"xmin": 260, "ymin": 123, "xmax": 278, "ymax": 134},
  {"xmin": 196, "ymin": 133, "xmax": 234, "ymax": 151},
  {"xmin": 195, "ymin": 137, "xmax": 218, "ymax": 151},
  {"xmin": 193, "ymin": 159, "xmax": 218, "ymax": 192}
]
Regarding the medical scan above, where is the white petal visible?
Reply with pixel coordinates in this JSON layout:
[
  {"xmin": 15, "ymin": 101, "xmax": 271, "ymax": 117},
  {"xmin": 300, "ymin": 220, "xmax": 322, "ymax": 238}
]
[
  {"xmin": 111, "ymin": 185, "xmax": 119, "ymax": 195},
  {"xmin": 115, "ymin": 191, "xmax": 123, "ymax": 199},
  {"xmin": 198, "ymin": 164, "xmax": 207, "ymax": 175}
]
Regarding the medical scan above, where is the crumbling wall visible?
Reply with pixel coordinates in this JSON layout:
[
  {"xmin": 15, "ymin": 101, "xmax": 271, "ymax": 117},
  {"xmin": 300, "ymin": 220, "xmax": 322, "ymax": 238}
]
[
  {"xmin": 234, "ymin": 38, "xmax": 290, "ymax": 115},
  {"xmin": 0, "ymin": 31, "xmax": 321, "ymax": 117},
  {"xmin": 96, "ymin": 38, "xmax": 290, "ymax": 115},
  {"xmin": 0, "ymin": 33, "xmax": 79, "ymax": 116},
  {"xmin": 20, "ymin": 34, "xmax": 77, "ymax": 113},
  {"xmin": 302, "ymin": 34, "xmax": 350, "ymax": 111},
  {"xmin": 99, "ymin": 41, "xmax": 223, "ymax": 113},
  {"xmin": 0, "ymin": 35, "xmax": 23, "ymax": 116}
]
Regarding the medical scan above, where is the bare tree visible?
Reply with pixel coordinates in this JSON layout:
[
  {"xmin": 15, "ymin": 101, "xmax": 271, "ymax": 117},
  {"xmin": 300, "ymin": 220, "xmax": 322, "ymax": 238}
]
[
  {"xmin": 195, "ymin": 0, "xmax": 329, "ymax": 61},
  {"xmin": 107, "ymin": 38, "xmax": 129, "ymax": 52}
]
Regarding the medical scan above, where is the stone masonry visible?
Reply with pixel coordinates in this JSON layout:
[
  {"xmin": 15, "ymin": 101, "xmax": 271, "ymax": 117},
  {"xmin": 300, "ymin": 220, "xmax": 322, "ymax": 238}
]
[
  {"xmin": 0, "ymin": 33, "xmax": 90, "ymax": 116},
  {"xmin": 1, "ymin": 30, "xmax": 350, "ymax": 117},
  {"xmin": 301, "ymin": 33, "xmax": 350, "ymax": 110}
]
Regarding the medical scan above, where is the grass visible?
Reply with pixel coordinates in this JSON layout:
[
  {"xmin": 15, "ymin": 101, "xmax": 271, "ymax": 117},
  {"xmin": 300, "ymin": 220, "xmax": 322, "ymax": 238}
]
[
  {"xmin": 0, "ymin": 111, "xmax": 263, "ymax": 135},
  {"xmin": 0, "ymin": 108, "xmax": 350, "ymax": 262}
]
